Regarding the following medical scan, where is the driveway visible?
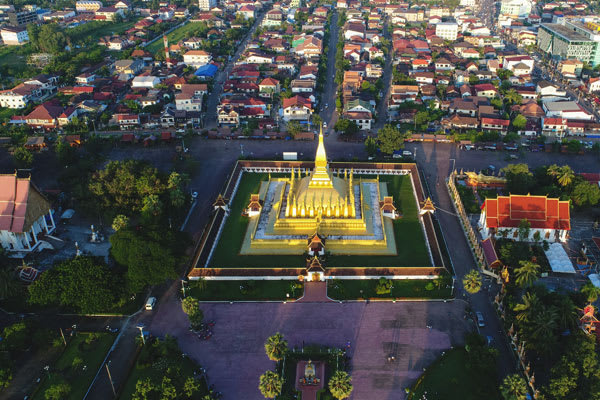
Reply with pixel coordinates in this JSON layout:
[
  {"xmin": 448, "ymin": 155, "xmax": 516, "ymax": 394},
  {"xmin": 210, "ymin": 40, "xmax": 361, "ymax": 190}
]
[{"xmin": 148, "ymin": 296, "xmax": 470, "ymax": 400}]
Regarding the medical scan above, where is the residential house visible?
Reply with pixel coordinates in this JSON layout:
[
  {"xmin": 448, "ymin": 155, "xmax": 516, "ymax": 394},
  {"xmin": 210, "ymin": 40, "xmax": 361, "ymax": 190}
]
[
  {"xmin": 282, "ymin": 95, "xmax": 312, "ymax": 121},
  {"xmin": 116, "ymin": 114, "xmax": 140, "ymax": 129},
  {"xmin": 183, "ymin": 50, "xmax": 212, "ymax": 67},
  {"xmin": 259, "ymin": 78, "xmax": 280, "ymax": 98},
  {"xmin": 542, "ymin": 117, "xmax": 567, "ymax": 137},
  {"xmin": 25, "ymin": 102, "xmax": 63, "ymax": 130},
  {"xmin": 481, "ymin": 117, "xmax": 510, "ymax": 133}
]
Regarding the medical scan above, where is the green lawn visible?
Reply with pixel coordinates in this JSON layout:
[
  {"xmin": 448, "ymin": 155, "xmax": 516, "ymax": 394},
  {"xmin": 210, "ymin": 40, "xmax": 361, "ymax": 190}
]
[
  {"xmin": 408, "ymin": 348, "xmax": 501, "ymax": 400},
  {"xmin": 327, "ymin": 279, "xmax": 451, "ymax": 300},
  {"xmin": 31, "ymin": 332, "xmax": 115, "ymax": 400},
  {"xmin": 208, "ymin": 173, "xmax": 430, "ymax": 269},
  {"xmin": 146, "ymin": 22, "xmax": 202, "ymax": 54},
  {"xmin": 188, "ymin": 279, "xmax": 303, "ymax": 301}
]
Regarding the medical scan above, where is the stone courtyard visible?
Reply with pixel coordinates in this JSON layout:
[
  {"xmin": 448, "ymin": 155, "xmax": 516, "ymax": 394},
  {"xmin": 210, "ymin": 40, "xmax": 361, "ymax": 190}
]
[{"xmin": 147, "ymin": 294, "xmax": 470, "ymax": 400}]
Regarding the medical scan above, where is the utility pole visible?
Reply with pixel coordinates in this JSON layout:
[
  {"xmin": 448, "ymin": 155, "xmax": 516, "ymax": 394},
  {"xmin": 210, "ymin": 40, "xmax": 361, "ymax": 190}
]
[
  {"xmin": 59, "ymin": 328, "xmax": 67, "ymax": 346},
  {"xmin": 137, "ymin": 325, "xmax": 146, "ymax": 345},
  {"xmin": 106, "ymin": 361, "xmax": 116, "ymax": 397}
]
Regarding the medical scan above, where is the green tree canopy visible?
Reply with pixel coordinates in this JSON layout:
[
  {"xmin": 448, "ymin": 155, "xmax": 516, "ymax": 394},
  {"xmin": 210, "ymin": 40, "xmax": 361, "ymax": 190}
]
[
  {"xmin": 571, "ymin": 181, "xmax": 600, "ymax": 207},
  {"xmin": 110, "ymin": 228, "xmax": 184, "ymax": 292},
  {"xmin": 500, "ymin": 374, "xmax": 528, "ymax": 400},
  {"xmin": 512, "ymin": 114, "xmax": 527, "ymax": 130},
  {"xmin": 328, "ymin": 370, "xmax": 353, "ymax": 399},
  {"xmin": 334, "ymin": 119, "xmax": 359, "ymax": 136},
  {"xmin": 258, "ymin": 371, "xmax": 283, "ymax": 399},
  {"xmin": 501, "ymin": 164, "xmax": 534, "ymax": 194},
  {"xmin": 264, "ymin": 333, "xmax": 288, "ymax": 362},
  {"xmin": 377, "ymin": 124, "xmax": 409, "ymax": 155},
  {"xmin": 463, "ymin": 270, "xmax": 482, "ymax": 294},
  {"xmin": 514, "ymin": 260, "xmax": 540, "ymax": 288},
  {"xmin": 28, "ymin": 257, "xmax": 123, "ymax": 313}
]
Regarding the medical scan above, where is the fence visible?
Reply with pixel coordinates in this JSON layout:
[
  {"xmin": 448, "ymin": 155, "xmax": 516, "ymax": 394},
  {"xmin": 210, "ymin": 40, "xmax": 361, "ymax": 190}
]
[{"xmin": 446, "ymin": 170, "xmax": 499, "ymax": 279}]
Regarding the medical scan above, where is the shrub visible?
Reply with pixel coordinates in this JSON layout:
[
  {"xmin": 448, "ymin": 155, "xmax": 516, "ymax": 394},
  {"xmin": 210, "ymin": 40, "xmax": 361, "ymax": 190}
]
[{"xmin": 375, "ymin": 277, "xmax": 392, "ymax": 295}]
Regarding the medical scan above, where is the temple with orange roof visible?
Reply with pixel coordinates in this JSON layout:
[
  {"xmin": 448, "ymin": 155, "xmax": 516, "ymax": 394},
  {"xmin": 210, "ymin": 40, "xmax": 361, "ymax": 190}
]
[
  {"xmin": 479, "ymin": 194, "xmax": 570, "ymax": 242},
  {"xmin": 0, "ymin": 173, "xmax": 55, "ymax": 253}
]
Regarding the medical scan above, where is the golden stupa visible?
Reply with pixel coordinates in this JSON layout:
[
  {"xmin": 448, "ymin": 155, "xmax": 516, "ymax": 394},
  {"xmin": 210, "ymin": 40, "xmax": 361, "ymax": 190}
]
[
  {"xmin": 241, "ymin": 124, "xmax": 397, "ymax": 256},
  {"xmin": 284, "ymin": 125, "xmax": 355, "ymax": 219}
]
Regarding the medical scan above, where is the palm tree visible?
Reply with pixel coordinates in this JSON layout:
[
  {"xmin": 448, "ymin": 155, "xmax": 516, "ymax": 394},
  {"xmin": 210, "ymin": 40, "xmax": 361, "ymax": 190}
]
[
  {"xmin": 504, "ymin": 89, "xmax": 523, "ymax": 105},
  {"xmin": 529, "ymin": 308, "xmax": 558, "ymax": 343},
  {"xmin": 264, "ymin": 333, "xmax": 288, "ymax": 361},
  {"xmin": 258, "ymin": 371, "xmax": 283, "ymax": 399},
  {"xmin": 514, "ymin": 261, "xmax": 540, "ymax": 288},
  {"xmin": 557, "ymin": 166, "xmax": 575, "ymax": 187},
  {"xmin": 513, "ymin": 292, "xmax": 541, "ymax": 323},
  {"xmin": 581, "ymin": 282, "xmax": 600, "ymax": 303},
  {"xmin": 500, "ymin": 374, "xmax": 528, "ymax": 400},
  {"xmin": 462, "ymin": 270, "xmax": 482, "ymax": 294},
  {"xmin": 547, "ymin": 164, "xmax": 561, "ymax": 179},
  {"xmin": 328, "ymin": 371, "xmax": 353, "ymax": 400},
  {"xmin": 554, "ymin": 296, "xmax": 578, "ymax": 331}
]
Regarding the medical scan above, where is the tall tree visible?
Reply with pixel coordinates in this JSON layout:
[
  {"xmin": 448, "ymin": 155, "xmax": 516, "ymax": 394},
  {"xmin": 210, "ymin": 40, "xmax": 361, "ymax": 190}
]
[
  {"xmin": 377, "ymin": 124, "xmax": 409, "ymax": 154},
  {"xmin": 571, "ymin": 181, "xmax": 600, "ymax": 207},
  {"xmin": 501, "ymin": 164, "xmax": 534, "ymax": 194},
  {"xmin": 514, "ymin": 260, "xmax": 540, "ymax": 288},
  {"xmin": 328, "ymin": 371, "xmax": 353, "ymax": 400},
  {"xmin": 500, "ymin": 374, "xmax": 528, "ymax": 400},
  {"xmin": 463, "ymin": 270, "xmax": 482, "ymax": 294},
  {"xmin": 264, "ymin": 333, "xmax": 287, "ymax": 362},
  {"xmin": 258, "ymin": 371, "xmax": 283, "ymax": 399},
  {"xmin": 581, "ymin": 282, "xmax": 600, "ymax": 303},
  {"xmin": 28, "ymin": 257, "xmax": 122, "ymax": 313},
  {"xmin": 513, "ymin": 292, "xmax": 541, "ymax": 323}
]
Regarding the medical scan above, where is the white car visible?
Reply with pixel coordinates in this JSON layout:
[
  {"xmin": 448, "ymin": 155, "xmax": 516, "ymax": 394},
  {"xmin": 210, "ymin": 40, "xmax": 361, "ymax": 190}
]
[
  {"xmin": 323, "ymin": 122, "xmax": 327, "ymax": 128},
  {"xmin": 145, "ymin": 297, "xmax": 157, "ymax": 311}
]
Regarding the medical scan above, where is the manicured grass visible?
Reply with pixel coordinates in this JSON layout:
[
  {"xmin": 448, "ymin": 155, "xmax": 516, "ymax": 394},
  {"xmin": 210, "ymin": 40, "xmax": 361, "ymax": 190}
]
[
  {"xmin": 76, "ymin": 21, "xmax": 135, "ymax": 41},
  {"xmin": 146, "ymin": 22, "xmax": 202, "ymax": 54},
  {"xmin": 209, "ymin": 173, "xmax": 305, "ymax": 268},
  {"xmin": 188, "ymin": 279, "xmax": 303, "ymax": 301},
  {"xmin": 31, "ymin": 332, "xmax": 115, "ymax": 400},
  {"xmin": 409, "ymin": 348, "xmax": 501, "ymax": 400},
  {"xmin": 327, "ymin": 279, "xmax": 451, "ymax": 300},
  {"xmin": 209, "ymin": 173, "xmax": 431, "ymax": 269}
]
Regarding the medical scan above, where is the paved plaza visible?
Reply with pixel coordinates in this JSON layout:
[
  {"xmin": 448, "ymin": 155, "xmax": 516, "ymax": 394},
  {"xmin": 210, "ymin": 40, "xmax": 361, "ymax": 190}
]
[{"xmin": 148, "ymin": 295, "xmax": 470, "ymax": 400}]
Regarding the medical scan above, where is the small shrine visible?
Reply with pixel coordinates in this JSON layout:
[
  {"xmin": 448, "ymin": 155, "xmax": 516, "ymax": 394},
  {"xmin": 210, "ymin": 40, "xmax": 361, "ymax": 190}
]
[
  {"xmin": 307, "ymin": 232, "xmax": 326, "ymax": 256},
  {"xmin": 245, "ymin": 194, "xmax": 262, "ymax": 217},
  {"xmin": 419, "ymin": 197, "xmax": 436, "ymax": 215},
  {"xmin": 213, "ymin": 194, "xmax": 228, "ymax": 211},
  {"xmin": 580, "ymin": 304, "xmax": 600, "ymax": 337},
  {"xmin": 295, "ymin": 359, "xmax": 325, "ymax": 400},
  {"xmin": 306, "ymin": 256, "xmax": 325, "ymax": 281},
  {"xmin": 379, "ymin": 196, "xmax": 401, "ymax": 219}
]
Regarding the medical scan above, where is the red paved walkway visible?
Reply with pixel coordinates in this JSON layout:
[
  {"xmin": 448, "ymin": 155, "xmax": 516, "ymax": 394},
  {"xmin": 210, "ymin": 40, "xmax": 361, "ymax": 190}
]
[{"xmin": 297, "ymin": 282, "xmax": 333, "ymax": 303}]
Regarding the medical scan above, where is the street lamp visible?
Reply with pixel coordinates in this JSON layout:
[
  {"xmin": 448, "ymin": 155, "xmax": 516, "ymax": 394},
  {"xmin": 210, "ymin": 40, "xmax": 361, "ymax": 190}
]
[
  {"xmin": 450, "ymin": 158, "xmax": 456, "ymax": 175},
  {"xmin": 106, "ymin": 361, "xmax": 116, "ymax": 397},
  {"xmin": 181, "ymin": 279, "xmax": 188, "ymax": 298},
  {"xmin": 136, "ymin": 324, "xmax": 146, "ymax": 345}
]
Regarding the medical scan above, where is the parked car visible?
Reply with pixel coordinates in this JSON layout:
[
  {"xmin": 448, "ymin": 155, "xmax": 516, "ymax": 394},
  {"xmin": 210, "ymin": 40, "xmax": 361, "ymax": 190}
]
[
  {"xmin": 476, "ymin": 312, "xmax": 485, "ymax": 327},
  {"xmin": 145, "ymin": 297, "xmax": 157, "ymax": 311}
]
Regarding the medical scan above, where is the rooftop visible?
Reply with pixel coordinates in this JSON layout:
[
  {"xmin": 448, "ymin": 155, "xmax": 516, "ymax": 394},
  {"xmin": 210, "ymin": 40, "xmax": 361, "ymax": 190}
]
[{"xmin": 541, "ymin": 23, "xmax": 592, "ymax": 42}]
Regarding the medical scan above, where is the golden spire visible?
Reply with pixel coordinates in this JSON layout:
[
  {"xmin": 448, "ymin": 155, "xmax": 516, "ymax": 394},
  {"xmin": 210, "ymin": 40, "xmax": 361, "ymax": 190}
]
[{"xmin": 309, "ymin": 123, "xmax": 333, "ymax": 188}]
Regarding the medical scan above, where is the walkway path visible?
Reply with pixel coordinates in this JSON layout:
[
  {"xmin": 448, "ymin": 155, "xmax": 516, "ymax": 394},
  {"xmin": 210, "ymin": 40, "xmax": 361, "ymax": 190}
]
[{"xmin": 297, "ymin": 282, "xmax": 331, "ymax": 303}]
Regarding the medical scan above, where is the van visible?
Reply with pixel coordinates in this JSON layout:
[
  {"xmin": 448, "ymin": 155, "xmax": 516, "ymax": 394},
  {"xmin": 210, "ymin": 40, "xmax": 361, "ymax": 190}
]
[{"xmin": 145, "ymin": 297, "xmax": 157, "ymax": 311}]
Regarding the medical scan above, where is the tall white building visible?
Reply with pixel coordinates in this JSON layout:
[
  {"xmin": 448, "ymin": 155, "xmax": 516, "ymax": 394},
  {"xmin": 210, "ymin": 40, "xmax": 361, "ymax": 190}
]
[
  {"xmin": 1, "ymin": 26, "xmax": 29, "ymax": 45},
  {"xmin": 435, "ymin": 22, "xmax": 459, "ymax": 41},
  {"xmin": 198, "ymin": 0, "xmax": 216, "ymax": 11},
  {"xmin": 500, "ymin": 0, "xmax": 532, "ymax": 18}
]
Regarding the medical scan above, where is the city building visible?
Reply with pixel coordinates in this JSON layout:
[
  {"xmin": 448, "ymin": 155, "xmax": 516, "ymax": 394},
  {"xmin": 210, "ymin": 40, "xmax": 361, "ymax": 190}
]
[
  {"xmin": 435, "ymin": 22, "xmax": 459, "ymax": 41},
  {"xmin": 500, "ymin": 0, "xmax": 532, "ymax": 18},
  {"xmin": 537, "ymin": 23, "xmax": 599, "ymax": 66},
  {"xmin": 8, "ymin": 9, "xmax": 38, "ymax": 26},
  {"xmin": 75, "ymin": 0, "xmax": 103, "ymax": 13},
  {"xmin": 1, "ymin": 26, "xmax": 29, "ymax": 45},
  {"xmin": 197, "ymin": 0, "xmax": 216, "ymax": 11},
  {"xmin": 183, "ymin": 50, "xmax": 212, "ymax": 67}
]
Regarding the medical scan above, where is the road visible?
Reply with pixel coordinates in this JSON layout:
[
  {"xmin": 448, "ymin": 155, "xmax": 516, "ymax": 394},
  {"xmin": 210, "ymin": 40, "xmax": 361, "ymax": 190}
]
[
  {"xmin": 319, "ymin": 10, "xmax": 340, "ymax": 138},
  {"xmin": 203, "ymin": 10, "xmax": 270, "ymax": 130},
  {"xmin": 372, "ymin": 16, "xmax": 393, "ymax": 131}
]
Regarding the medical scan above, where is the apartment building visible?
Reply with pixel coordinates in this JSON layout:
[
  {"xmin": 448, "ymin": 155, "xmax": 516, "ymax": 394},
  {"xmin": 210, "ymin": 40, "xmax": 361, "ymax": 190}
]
[
  {"xmin": 1, "ymin": 26, "xmax": 29, "ymax": 45},
  {"xmin": 537, "ymin": 23, "xmax": 598, "ymax": 66},
  {"xmin": 198, "ymin": 0, "xmax": 216, "ymax": 11},
  {"xmin": 435, "ymin": 22, "xmax": 459, "ymax": 41}
]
